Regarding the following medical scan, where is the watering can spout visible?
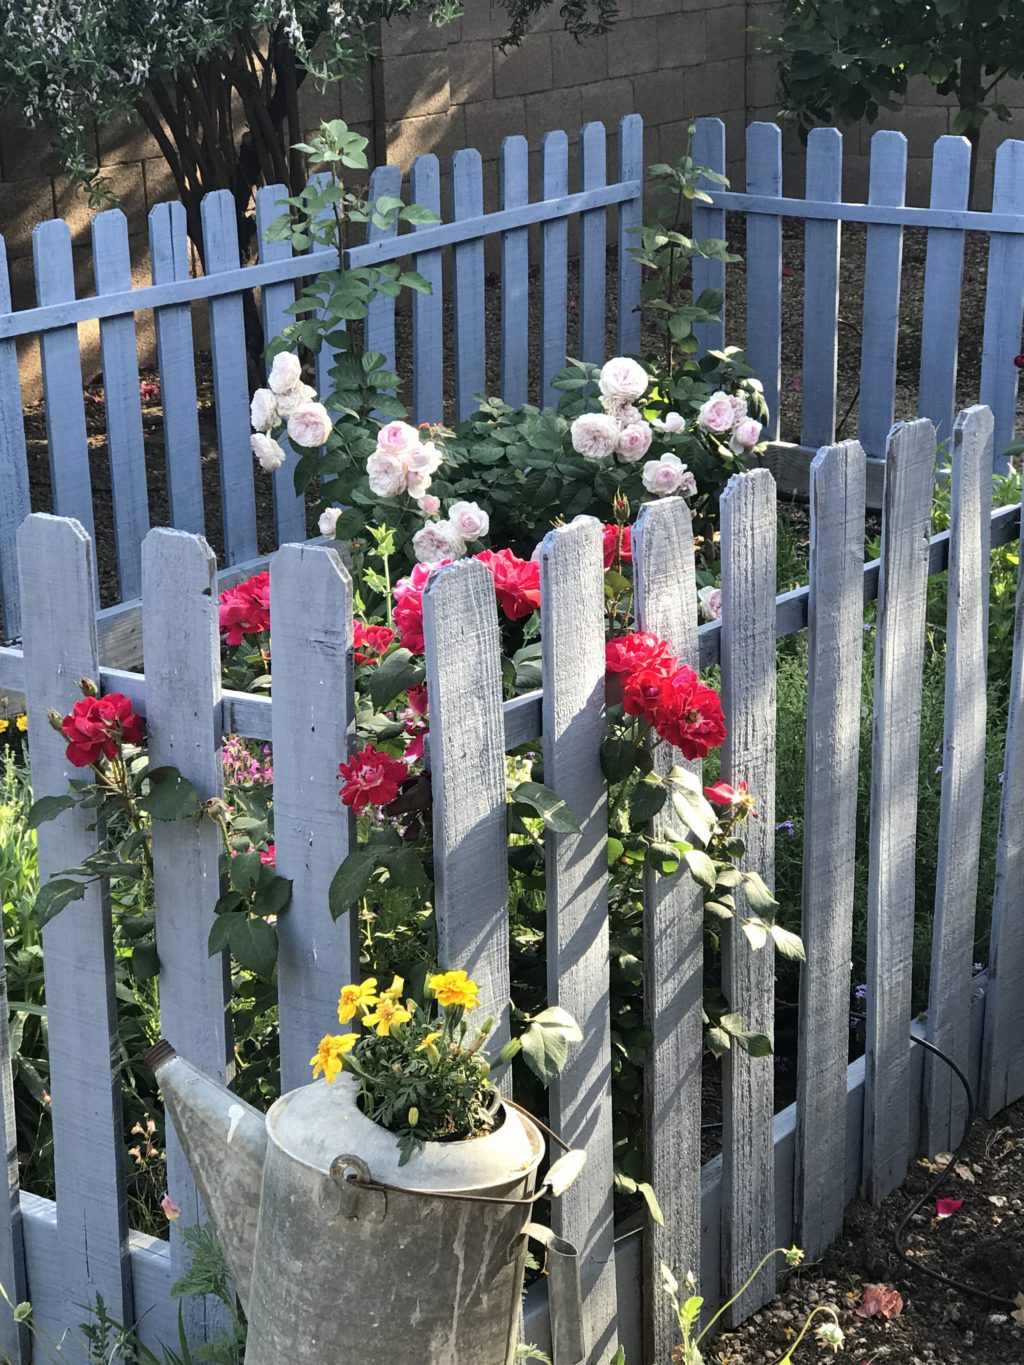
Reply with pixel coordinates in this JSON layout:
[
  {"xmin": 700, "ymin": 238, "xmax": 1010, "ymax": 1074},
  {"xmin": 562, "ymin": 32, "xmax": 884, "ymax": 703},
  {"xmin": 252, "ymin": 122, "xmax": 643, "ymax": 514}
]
[{"xmin": 145, "ymin": 1040, "xmax": 267, "ymax": 1315}]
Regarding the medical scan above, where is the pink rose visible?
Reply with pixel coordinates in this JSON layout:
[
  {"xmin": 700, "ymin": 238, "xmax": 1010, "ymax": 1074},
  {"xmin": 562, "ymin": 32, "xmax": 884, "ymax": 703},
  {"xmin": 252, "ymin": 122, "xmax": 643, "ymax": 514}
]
[
  {"xmin": 420, "ymin": 494, "xmax": 441, "ymax": 516},
  {"xmin": 406, "ymin": 440, "xmax": 443, "ymax": 475},
  {"xmin": 366, "ymin": 450, "xmax": 408, "ymax": 497},
  {"xmin": 318, "ymin": 507, "xmax": 342, "ymax": 537},
  {"xmin": 602, "ymin": 399, "xmax": 642, "ymax": 426},
  {"xmin": 641, "ymin": 453, "xmax": 687, "ymax": 496},
  {"xmin": 571, "ymin": 413, "xmax": 620, "ymax": 460},
  {"xmin": 448, "ymin": 500, "xmax": 490, "ymax": 540},
  {"xmin": 615, "ymin": 422, "xmax": 653, "ymax": 463},
  {"xmin": 730, "ymin": 417, "xmax": 763, "ymax": 453},
  {"xmin": 598, "ymin": 356, "xmax": 649, "ymax": 402},
  {"xmin": 679, "ymin": 470, "xmax": 697, "ymax": 497},
  {"xmin": 697, "ymin": 391, "xmax": 736, "ymax": 434},
  {"xmin": 413, "ymin": 520, "xmax": 466, "ymax": 564},
  {"xmin": 377, "ymin": 421, "xmax": 419, "ymax": 456},
  {"xmin": 652, "ymin": 411, "xmax": 686, "ymax": 434},
  {"xmin": 287, "ymin": 402, "xmax": 333, "ymax": 448},
  {"xmin": 275, "ymin": 382, "xmax": 316, "ymax": 417},
  {"xmin": 729, "ymin": 395, "xmax": 748, "ymax": 425},
  {"xmin": 405, "ymin": 469, "xmax": 432, "ymax": 500},
  {"xmin": 698, "ymin": 585, "xmax": 722, "ymax": 621}
]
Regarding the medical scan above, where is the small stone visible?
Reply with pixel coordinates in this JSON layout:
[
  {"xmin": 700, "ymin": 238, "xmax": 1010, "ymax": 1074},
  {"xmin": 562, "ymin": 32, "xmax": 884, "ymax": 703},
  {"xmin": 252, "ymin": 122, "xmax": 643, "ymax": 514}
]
[{"xmin": 988, "ymin": 1313, "xmax": 1009, "ymax": 1326}]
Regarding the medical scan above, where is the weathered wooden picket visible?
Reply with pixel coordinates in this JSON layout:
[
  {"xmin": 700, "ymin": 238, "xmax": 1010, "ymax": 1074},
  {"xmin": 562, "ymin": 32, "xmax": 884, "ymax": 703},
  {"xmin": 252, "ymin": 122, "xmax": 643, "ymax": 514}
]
[
  {"xmin": 693, "ymin": 118, "xmax": 1024, "ymax": 485},
  {"xmin": 0, "ymin": 404, "xmax": 1021, "ymax": 1363}
]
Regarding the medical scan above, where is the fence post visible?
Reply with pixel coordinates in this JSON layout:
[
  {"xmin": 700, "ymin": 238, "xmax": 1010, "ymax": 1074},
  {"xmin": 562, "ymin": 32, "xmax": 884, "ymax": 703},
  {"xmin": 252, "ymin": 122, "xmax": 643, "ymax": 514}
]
[
  {"xmin": 917, "ymin": 138, "xmax": 971, "ymax": 449},
  {"xmin": 858, "ymin": 132, "xmax": 908, "ymax": 459},
  {"xmin": 541, "ymin": 130, "xmax": 570, "ymax": 407},
  {"xmin": 800, "ymin": 128, "xmax": 843, "ymax": 450},
  {"xmin": 744, "ymin": 123, "xmax": 782, "ymax": 441},
  {"xmin": 0, "ymin": 237, "xmax": 29, "ymax": 642},
  {"xmin": 0, "ymin": 929, "xmax": 28, "ymax": 1361},
  {"xmin": 410, "ymin": 154, "xmax": 444, "ymax": 423},
  {"xmin": 980, "ymin": 140, "xmax": 1024, "ymax": 468},
  {"xmin": 452, "ymin": 149, "xmax": 486, "ymax": 422}
]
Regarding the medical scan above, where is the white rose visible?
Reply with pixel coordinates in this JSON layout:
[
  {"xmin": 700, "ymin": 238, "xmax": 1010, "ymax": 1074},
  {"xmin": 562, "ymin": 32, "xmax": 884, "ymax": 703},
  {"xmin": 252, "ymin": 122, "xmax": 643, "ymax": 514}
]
[
  {"xmin": 730, "ymin": 417, "xmax": 763, "ymax": 453},
  {"xmin": 448, "ymin": 500, "xmax": 489, "ymax": 540},
  {"xmin": 698, "ymin": 585, "xmax": 723, "ymax": 621},
  {"xmin": 268, "ymin": 352, "xmax": 303, "ymax": 395},
  {"xmin": 250, "ymin": 388, "xmax": 278, "ymax": 434},
  {"xmin": 318, "ymin": 507, "xmax": 342, "ymax": 538},
  {"xmin": 407, "ymin": 440, "xmax": 443, "ymax": 475},
  {"xmin": 413, "ymin": 520, "xmax": 466, "ymax": 564},
  {"xmin": 652, "ymin": 411, "xmax": 686, "ymax": 434},
  {"xmin": 615, "ymin": 421, "xmax": 653, "ymax": 463},
  {"xmin": 598, "ymin": 356, "xmax": 649, "ymax": 402},
  {"xmin": 287, "ymin": 402, "xmax": 333, "ymax": 449},
  {"xmin": 697, "ymin": 391, "xmax": 736, "ymax": 435},
  {"xmin": 601, "ymin": 397, "xmax": 642, "ymax": 426},
  {"xmin": 641, "ymin": 453, "xmax": 687, "ymax": 496},
  {"xmin": 679, "ymin": 470, "xmax": 697, "ymax": 497},
  {"xmin": 366, "ymin": 450, "xmax": 408, "ymax": 498},
  {"xmin": 405, "ymin": 469, "xmax": 432, "ymax": 500},
  {"xmin": 377, "ymin": 420, "xmax": 420, "ymax": 456},
  {"xmin": 570, "ymin": 412, "xmax": 619, "ymax": 460},
  {"xmin": 251, "ymin": 433, "xmax": 285, "ymax": 472},
  {"xmin": 275, "ymin": 382, "xmax": 317, "ymax": 418},
  {"xmin": 729, "ymin": 395, "xmax": 748, "ymax": 425}
]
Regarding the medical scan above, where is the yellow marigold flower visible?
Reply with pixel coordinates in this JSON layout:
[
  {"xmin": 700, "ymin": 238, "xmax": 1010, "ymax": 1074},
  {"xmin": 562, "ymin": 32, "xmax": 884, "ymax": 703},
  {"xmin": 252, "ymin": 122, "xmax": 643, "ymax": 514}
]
[
  {"xmin": 416, "ymin": 1030, "xmax": 443, "ymax": 1053},
  {"xmin": 361, "ymin": 997, "xmax": 413, "ymax": 1036},
  {"xmin": 429, "ymin": 970, "xmax": 480, "ymax": 1011},
  {"xmin": 0, "ymin": 720, "xmax": 7, "ymax": 734},
  {"xmin": 310, "ymin": 1033, "xmax": 356, "ymax": 1084},
  {"xmin": 382, "ymin": 974, "xmax": 405, "ymax": 1001},
  {"xmin": 338, "ymin": 978, "xmax": 378, "ymax": 1024},
  {"xmin": 15, "ymin": 715, "xmax": 27, "ymax": 733}
]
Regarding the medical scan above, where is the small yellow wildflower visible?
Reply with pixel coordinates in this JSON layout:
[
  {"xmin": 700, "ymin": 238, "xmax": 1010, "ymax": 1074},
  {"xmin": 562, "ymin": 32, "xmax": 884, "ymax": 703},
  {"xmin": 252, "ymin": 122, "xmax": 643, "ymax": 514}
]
[
  {"xmin": 381, "ymin": 974, "xmax": 405, "ymax": 1001},
  {"xmin": 416, "ymin": 1030, "xmax": 443, "ymax": 1053},
  {"xmin": 310, "ymin": 1033, "xmax": 356, "ymax": 1083},
  {"xmin": 814, "ymin": 1321, "xmax": 844, "ymax": 1354},
  {"xmin": 429, "ymin": 970, "xmax": 480, "ymax": 1011},
  {"xmin": 784, "ymin": 1245, "xmax": 804, "ymax": 1266},
  {"xmin": 362, "ymin": 997, "xmax": 413, "ymax": 1036},
  {"xmin": 338, "ymin": 978, "xmax": 378, "ymax": 1024},
  {"xmin": 16, "ymin": 716, "xmax": 26, "ymax": 733}
]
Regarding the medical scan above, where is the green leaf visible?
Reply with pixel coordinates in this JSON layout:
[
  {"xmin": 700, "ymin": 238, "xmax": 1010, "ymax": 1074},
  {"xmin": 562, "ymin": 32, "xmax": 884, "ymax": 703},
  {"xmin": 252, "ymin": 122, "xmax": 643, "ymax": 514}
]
[
  {"xmin": 131, "ymin": 942, "xmax": 161, "ymax": 980},
  {"xmin": 600, "ymin": 738, "xmax": 651, "ymax": 784},
  {"xmin": 230, "ymin": 850, "xmax": 264, "ymax": 897},
  {"xmin": 629, "ymin": 777, "xmax": 667, "ymax": 827},
  {"xmin": 367, "ymin": 647, "xmax": 425, "ymax": 710},
  {"xmin": 251, "ymin": 875, "xmax": 293, "ymax": 919},
  {"xmin": 35, "ymin": 877, "xmax": 86, "ymax": 926},
  {"xmin": 377, "ymin": 845, "xmax": 428, "ymax": 891},
  {"xmin": 400, "ymin": 204, "xmax": 441, "ymax": 226},
  {"xmin": 328, "ymin": 849, "xmax": 377, "ymax": 919},
  {"xmin": 140, "ymin": 767, "xmax": 201, "ymax": 822},
  {"xmin": 741, "ymin": 918, "xmax": 770, "ymax": 951},
  {"xmin": 510, "ymin": 781, "xmax": 580, "ymax": 834},
  {"xmin": 684, "ymin": 848, "xmax": 717, "ymax": 891},
  {"xmin": 228, "ymin": 915, "xmax": 278, "ymax": 978},
  {"xmin": 207, "ymin": 914, "xmax": 234, "ymax": 957},
  {"xmin": 26, "ymin": 793, "xmax": 78, "ymax": 828},
  {"xmin": 614, "ymin": 1172, "xmax": 665, "ymax": 1225},
  {"xmin": 770, "ymin": 924, "xmax": 806, "ymax": 962},
  {"xmin": 740, "ymin": 870, "xmax": 778, "ymax": 912},
  {"xmin": 607, "ymin": 836, "xmax": 625, "ymax": 867},
  {"xmin": 518, "ymin": 1007, "xmax": 582, "ymax": 1085}
]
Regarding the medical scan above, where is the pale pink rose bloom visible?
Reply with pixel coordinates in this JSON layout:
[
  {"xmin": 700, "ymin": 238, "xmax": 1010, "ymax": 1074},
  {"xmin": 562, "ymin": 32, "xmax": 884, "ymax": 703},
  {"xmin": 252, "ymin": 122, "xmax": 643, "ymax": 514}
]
[
  {"xmin": 420, "ymin": 494, "xmax": 441, "ymax": 516},
  {"xmin": 161, "ymin": 1193, "xmax": 181, "ymax": 1223},
  {"xmin": 251, "ymin": 433, "xmax": 285, "ymax": 472},
  {"xmin": 318, "ymin": 507, "xmax": 342, "ymax": 537},
  {"xmin": 698, "ymin": 585, "xmax": 723, "ymax": 622},
  {"xmin": 641, "ymin": 453, "xmax": 687, "ymax": 496},
  {"xmin": 598, "ymin": 356, "xmax": 649, "ymax": 402},
  {"xmin": 366, "ymin": 450, "xmax": 408, "ymax": 497},
  {"xmin": 615, "ymin": 421, "xmax": 654, "ymax": 463},
  {"xmin": 729, "ymin": 394, "xmax": 748, "ymax": 425},
  {"xmin": 679, "ymin": 470, "xmax": 698, "ymax": 497},
  {"xmin": 697, "ymin": 391, "xmax": 736, "ymax": 434},
  {"xmin": 287, "ymin": 402, "xmax": 333, "ymax": 448},
  {"xmin": 730, "ymin": 416, "xmax": 763, "ymax": 452},
  {"xmin": 268, "ymin": 352, "xmax": 303, "ymax": 395},
  {"xmin": 405, "ymin": 469, "xmax": 432, "ymax": 500},
  {"xmin": 406, "ymin": 440, "xmax": 443, "ymax": 475},
  {"xmin": 601, "ymin": 397, "xmax": 642, "ymax": 426},
  {"xmin": 652, "ymin": 411, "xmax": 686, "ymax": 434},
  {"xmin": 275, "ymin": 382, "xmax": 316, "ymax": 417},
  {"xmin": 571, "ymin": 412, "xmax": 620, "ymax": 460},
  {"xmin": 250, "ymin": 388, "xmax": 278, "ymax": 434},
  {"xmin": 413, "ymin": 520, "xmax": 466, "ymax": 564},
  {"xmin": 377, "ymin": 420, "xmax": 420, "ymax": 456},
  {"xmin": 448, "ymin": 500, "xmax": 490, "ymax": 540}
]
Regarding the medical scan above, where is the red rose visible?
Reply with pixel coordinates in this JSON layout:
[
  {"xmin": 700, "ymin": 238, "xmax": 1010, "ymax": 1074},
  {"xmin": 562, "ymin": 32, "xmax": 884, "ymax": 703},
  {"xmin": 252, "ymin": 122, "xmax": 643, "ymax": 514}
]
[
  {"xmin": 405, "ymin": 683, "xmax": 429, "ymax": 716},
  {"xmin": 61, "ymin": 693, "xmax": 144, "ymax": 767},
  {"xmin": 652, "ymin": 666, "xmax": 727, "ymax": 760},
  {"xmin": 475, "ymin": 548, "xmax": 542, "ymax": 620},
  {"xmin": 219, "ymin": 572, "xmax": 271, "ymax": 646},
  {"xmin": 260, "ymin": 844, "xmax": 276, "ymax": 867},
  {"xmin": 602, "ymin": 523, "xmax": 633, "ymax": 569},
  {"xmin": 1015, "ymin": 354, "xmax": 1024, "ymax": 370},
  {"xmin": 353, "ymin": 621, "xmax": 396, "ymax": 666},
  {"xmin": 622, "ymin": 666, "xmax": 669, "ymax": 723},
  {"xmin": 393, "ymin": 561, "xmax": 446, "ymax": 654},
  {"xmin": 704, "ymin": 779, "xmax": 757, "ymax": 815},
  {"xmin": 605, "ymin": 631, "xmax": 675, "ymax": 675},
  {"xmin": 338, "ymin": 744, "xmax": 409, "ymax": 812}
]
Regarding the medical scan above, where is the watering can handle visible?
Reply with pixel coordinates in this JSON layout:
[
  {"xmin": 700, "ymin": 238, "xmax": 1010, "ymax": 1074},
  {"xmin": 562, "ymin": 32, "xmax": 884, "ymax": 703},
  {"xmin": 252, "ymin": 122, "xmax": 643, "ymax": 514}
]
[{"xmin": 523, "ymin": 1223, "xmax": 586, "ymax": 1365}]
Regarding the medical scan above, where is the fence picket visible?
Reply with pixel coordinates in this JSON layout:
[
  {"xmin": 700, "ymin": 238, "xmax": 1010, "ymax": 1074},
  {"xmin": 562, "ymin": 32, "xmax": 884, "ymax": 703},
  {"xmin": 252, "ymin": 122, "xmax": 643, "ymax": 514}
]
[
  {"xmin": 32, "ymin": 222, "xmax": 97, "ymax": 595},
  {"xmin": 501, "ymin": 136, "xmax": 530, "ymax": 408},
  {"xmin": 200, "ymin": 191, "xmax": 258, "ymax": 564},
  {"xmin": 18, "ymin": 514, "xmax": 132, "ymax": 1352},
  {"xmin": 863, "ymin": 419, "xmax": 935, "ymax": 1201},
  {"xmin": 271, "ymin": 543, "xmax": 359, "ymax": 1091},
  {"xmin": 981, "ymin": 488, "xmax": 1024, "ymax": 1115},
  {"xmin": 692, "ymin": 118, "xmax": 727, "ymax": 356},
  {"xmin": 633, "ymin": 496, "xmax": 704, "ymax": 1351},
  {"xmin": 918, "ymin": 139, "xmax": 971, "ymax": 448},
  {"xmin": 422, "ymin": 559, "xmax": 510, "ymax": 1050},
  {"xmin": 541, "ymin": 131, "xmax": 570, "ymax": 406},
  {"xmin": 142, "ymin": 528, "xmax": 232, "ymax": 1345},
  {"xmin": 858, "ymin": 132, "xmax": 908, "ymax": 458},
  {"xmin": 366, "ymin": 164, "xmax": 404, "ymax": 379},
  {"xmin": 93, "ymin": 210, "xmax": 150, "ymax": 600},
  {"xmin": 410, "ymin": 155, "xmax": 444, "ymax": 423},
  {"xmin": 794, "ymin": 441, "xmax": 866, "ymax": 1258},
  {"xmin": 579, "ymin": 124, "xmax": 608, "ymax": 369},
  {"xmin": 149, "ymin": 203, "xmax": 204, "ymax": 537},
  {"xmin": 800, "ymin": 129, "xmax": 843, "ymax": 449},
  {"xmin": 616, "ymin": 114, "xmax": 643, "ymax": 357},
  {"xmin": 310, "ymin": 171, "xmax": 343, "ymax": 404},
  {"xmin": 453, "ymin": 148, "xmax": 486, "ymax": 421},
  {"xmin": 719, "ymin": 469, "xmax": 777, "ymax": 1323},
  {"xmin": 744, "ymin": 124, "xmax": 782, "ymax": 440},
  {"xmin": 0, "ymin": 237, "xmax": 29, "ymax": 641},
  {"xmin": 255, "ymin": 186, "xmax": 307, "ymax": 546},
  {"xmin": 925, "ymin": 406, "xmax": 991, "ymax": 1151},
  {"xmin": 980, "ymin": 140, "xmax": 1024, "ymax": 467},
  {"xmin": 539, "ymin": 517, "xmax": 618, "ymax": 1364},
  {"xmin": 0, "ymin": 930, "xmax": 27, "ymax": 1361}
]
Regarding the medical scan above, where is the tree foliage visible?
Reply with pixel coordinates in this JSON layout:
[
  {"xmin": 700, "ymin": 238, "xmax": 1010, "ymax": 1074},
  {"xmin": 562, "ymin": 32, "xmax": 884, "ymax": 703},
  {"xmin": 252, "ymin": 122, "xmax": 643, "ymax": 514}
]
[{"xmin": 766, "ymin": 0, "xmax": 1021, "ymax": 153}]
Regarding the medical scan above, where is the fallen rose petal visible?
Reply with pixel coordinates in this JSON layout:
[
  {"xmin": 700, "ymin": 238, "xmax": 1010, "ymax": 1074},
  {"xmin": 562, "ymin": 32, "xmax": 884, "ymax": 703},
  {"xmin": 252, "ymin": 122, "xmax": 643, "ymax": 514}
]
[
  {"xmin": 1012, "ymin": 1292, "xmax": 1024, "ymax": 1324},
  {"xmin": 854, "ymin": 1284, "xmax": 904, "ymax": 1319},
  {"xmin": 988, "ymin": 1193, "xmax": 1008, "ymax": 1208},
  {"xmin": 936, "ymin": 1197, "xmax": 963, "ymax": 1219}
]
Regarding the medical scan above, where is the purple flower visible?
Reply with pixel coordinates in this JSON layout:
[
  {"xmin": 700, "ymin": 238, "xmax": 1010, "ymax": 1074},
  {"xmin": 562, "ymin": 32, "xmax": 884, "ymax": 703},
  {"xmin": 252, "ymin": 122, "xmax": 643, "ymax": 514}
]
[
  {"xmin": 972, "ymin": 961, "xmax": 984, "ymax": 975},
  {"xmin": 854, "ymin": 983, "xmax": 867, "ymax": 1001},
  {"xmin": 776, "ymin": 819, "xmax": 795, "ymax": 835}
]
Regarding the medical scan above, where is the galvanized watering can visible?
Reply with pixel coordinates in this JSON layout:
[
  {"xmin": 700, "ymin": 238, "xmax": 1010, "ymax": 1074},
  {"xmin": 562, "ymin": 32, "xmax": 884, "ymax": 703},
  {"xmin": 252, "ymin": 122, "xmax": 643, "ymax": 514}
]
[{"xmin": 147, "ymin": 1040, "xmax": 588, "ymax": 1365}]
